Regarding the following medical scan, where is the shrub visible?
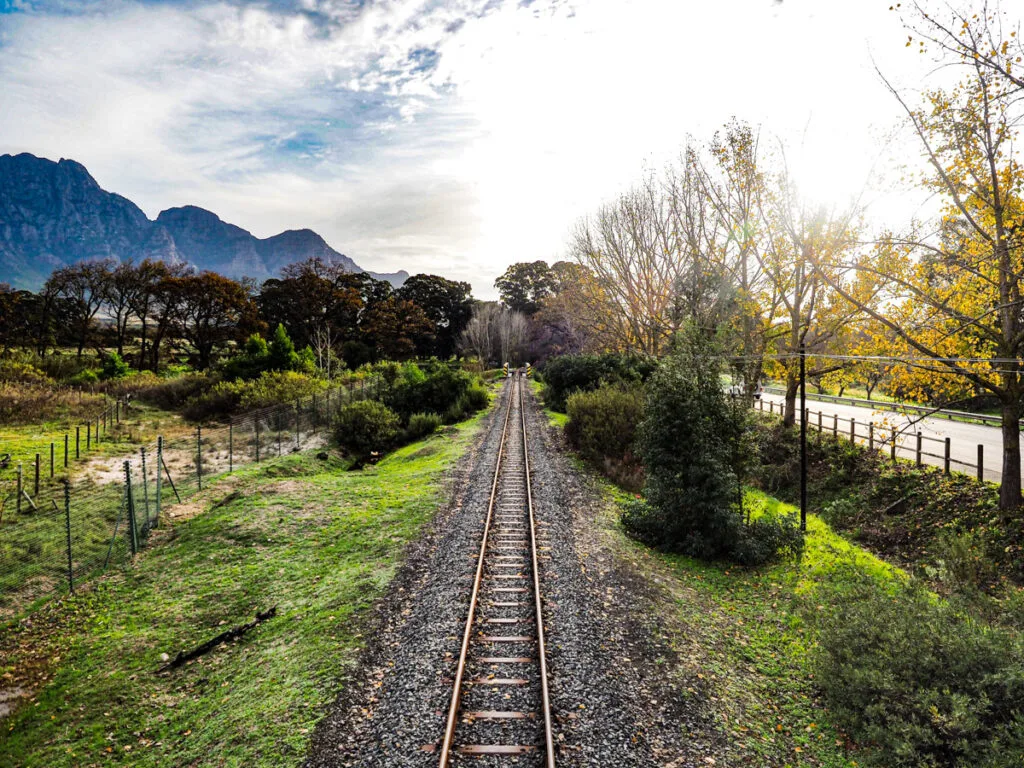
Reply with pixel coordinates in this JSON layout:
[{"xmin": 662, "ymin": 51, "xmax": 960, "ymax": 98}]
[
  {"xmin": 134, "ymin": 373, "xmax": 212, "ymax": 410},
  {"xmin": 99, "ymin": 352, "xmax": 130, "ymax": 380},
  {"xmin": 334, "ymin": 400, "xmax": 401, "ymax": 460},
  {"xmin": 731, "ymin": 512, "xmax": 805, "ymax": 566},
  {"xmin": 406, "ymin": 412, "xmax": 442, "ymax": 441},
  {"xmin": 629, "ymin": 336, "xmax": 744, "ymax": 557},
  {"xmin": 384, "ymin": 363, "xmax": 484, "ymax": 423},
  {"xmin": 237, "ymin": 371, "xmax": 325, "ymax": 410},
  {"xmin": 565, "ymin": 385, "xmax": 644, "ymax": 490},
  {"xmin": 541, "ymin": 352, "xmax": 656, "ymax": 412},
  {"xmin": 463, "ymin": 383, "xmax": 490, "ymax": 412},
  {"xmin": 67, "ymin": 368, "xmax": 99, "ymax": 386},
  {"xmin": 0, "ymin": 359, "xmax": 50, "ymax": 385},
  {"xmin": 814, "ymin": 575, "xmax": 1024, "ymax": 767}
]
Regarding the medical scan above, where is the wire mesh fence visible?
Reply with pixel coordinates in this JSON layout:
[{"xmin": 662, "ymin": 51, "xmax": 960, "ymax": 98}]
[{"xmin": 0, "ymin": 376, "xmax": 384, "ymax": 617}]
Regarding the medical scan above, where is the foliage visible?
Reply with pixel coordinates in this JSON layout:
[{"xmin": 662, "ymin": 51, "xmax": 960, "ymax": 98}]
[
  {"xmin": 494, "ymin": 260, "xmax": 558, "ymax": 315},
  {"xmin": 405, "ymin": 412, "xmax": 442, "ymax": 441},
  {"xmin": 333, "ymin": 400, "xmax": 401, "ymax": 460},
  {"xmin": 565, "ymin": 384, "xmax": 644, "ymax": 491},
  {"xmin": 541, "ymin": 352, "xmax": 657, "ymax": 412},
  {"xmin": 814, "ymin": 573, "xmax": 1024, "ymax": 767},
  {"xmin": 67, "ymin": 368, "xmax": 99, "ymax": 385},
  {"xmin": 182, "ymin": 372, "xmax": 326, "ymax": 421},
  {"xmin": 268, "ymin": 323, "xmax": 299, "ymax": 371},
  {"xmin": 99, "ymin": 351, "xmax": 130, "ymax": 380},
  {"xmin": 0, "ymin": 359, "xmax": 50, "ymax": 385},
  {"xmin": 383, "ymin": 362, "xmax": 485, "ymax": 424},
  {"xmin": 134, "ymin": 373, "xmax": 213, "ymax": 411},
  {"xmin": 396, "ymin": 274, "xmax": 474, "ymax": 358}
]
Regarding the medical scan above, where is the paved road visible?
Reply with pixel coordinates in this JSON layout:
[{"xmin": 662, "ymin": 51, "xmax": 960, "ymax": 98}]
[{"xmin": 759, "ymin": 393, "xmax": 1013, "ymax": 483}]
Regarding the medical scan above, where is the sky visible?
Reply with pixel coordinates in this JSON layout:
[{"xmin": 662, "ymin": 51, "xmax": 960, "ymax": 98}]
[{"xmin": 0, "ymin": 0, "xmax": 948, "ymax": 298}]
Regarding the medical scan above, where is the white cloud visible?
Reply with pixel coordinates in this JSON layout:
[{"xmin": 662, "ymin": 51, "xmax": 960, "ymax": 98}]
[{"xmin": 0, "ymin": 0, "xmax": 952, "ymax": 297}]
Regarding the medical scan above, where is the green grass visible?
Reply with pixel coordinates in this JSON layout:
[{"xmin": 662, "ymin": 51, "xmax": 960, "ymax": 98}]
[
  {"xmin": 0, "ymin": 410, "xmax": 487, "ymax": 768},
  {"xmin": 536, "ymin": 395, "xmax": 899, "ymax": 765}
]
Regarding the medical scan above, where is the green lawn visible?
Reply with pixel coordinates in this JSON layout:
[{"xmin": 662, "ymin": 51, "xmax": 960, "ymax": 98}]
[{"xmin": 0, "ymin": 410, "xmax": 486, "ymax": 768}]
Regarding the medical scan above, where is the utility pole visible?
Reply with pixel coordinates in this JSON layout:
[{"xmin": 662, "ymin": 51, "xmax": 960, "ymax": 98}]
[{"xmin": 799, "ymin": 342, "xmax": 807, "ymax": 532}]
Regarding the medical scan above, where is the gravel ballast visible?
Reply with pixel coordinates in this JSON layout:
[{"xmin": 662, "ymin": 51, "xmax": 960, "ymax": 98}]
[{"xmin": 306, "ymin": 381, "xmax": 718, "ymax": 767}]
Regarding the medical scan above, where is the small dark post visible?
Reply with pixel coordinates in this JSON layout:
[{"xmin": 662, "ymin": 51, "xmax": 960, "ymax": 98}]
[
  {"xmin": 140, "ymin": 446, "xmax": 150, "ymax": 533},
  {"xmin": 915, "ymin": 432, "xmax": 923, "ymax": 467},
  {"xmin": 891, "ymin": 434, "xmax": 897, "ymax": 462},
  {"xmin": 86, "ymin": 422, "xmax": 91, "ymax": 451},
  {"xmin": 16, "ymin": 463, "xmax": 22, "ymax": 515},
  {"xmin": 75, "ymin": 426, "xmax": 80, "ymax": 459},
  {"xmin": 869, "ymin": 423, "xmax": 874, "ymax": 451},
  {"xmin": 818, "ymin": 410, "xmax": 822, "ymax": 431},
  {"xmin": 34, "ymin": 453, "xmax": 40, "ymax": 496},
  {"xmin": 977, "ymin": 444, "xmax": 984, "ymax": 480},
  {"xmin": 64, "ymin": 433, "xmax": 69, "ymax": 468},
  {"xmin": 49, "ymin": 442, "xmax": 54, "ymax": 478},
  {"xmin": 769, "ymin": 401, "xmax": 774, "ymax": 415},
  {"xmin": 229, "ymin": 422, "xmax": 234, "ymax": 473},
  {"xmin": 196, "ymin": 426, "xmax": 203, "ymax": 491},
  {"xmin": 833, "ymin": 413, "xmax": 838, "ymax": 437},
  {"xmin": 155, "ymin": 436, "xmax": 164, "ymax": 522},
  {"xmin": 63, "ymin": 480, "xmax": 73, "ymax": 593},
  {"xmin": 123, "ymin": 460, "xmax": 138, "ymax": 555},
  {"xmin": 799, "ymin": 343, "xmax": 807, "ymax": 532},
  {"xmin": 850, "ymin": 418, "xmax": 856, "ymax": 444},
  {"xmin": 944, "ymin": 437, "xmax": 951, "ymax": 475}
]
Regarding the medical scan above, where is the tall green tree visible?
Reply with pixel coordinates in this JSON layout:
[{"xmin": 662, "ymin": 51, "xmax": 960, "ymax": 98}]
[{"xmin": 494, "ymin": 261, "xmax": 557, "ymax": 315}]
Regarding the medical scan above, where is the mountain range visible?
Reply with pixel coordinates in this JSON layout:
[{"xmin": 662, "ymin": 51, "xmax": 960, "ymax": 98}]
[{"xmin": 0, "ymin": 152, "xmax": 408, "ymax": 289}]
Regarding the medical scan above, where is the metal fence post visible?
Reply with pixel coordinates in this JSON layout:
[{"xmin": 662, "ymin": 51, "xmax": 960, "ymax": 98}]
[
  {"xmin": 140, "ymin": 446, "xmax": 150, "ymax": 533},
  {"xmin": 850, "ymin": 418, "xmax": 856, "ymax": 444},
  {"xmin": 64, "ymin": 433, "xmax": 69, "ymax": 468},
  {"xmin": 916, "ymin": 432, "xmax": 923, "ymax": 467},
  {"xmin": 818, "ymin": 411, "xmax": 822, "ymax": 431},
  {"xmin": 34, "ymin": 453, "xmax": 40, "ymax": 496},
  {"xmin": 16, "ymin": 463, "xmax": 22, "ymax": 514},
  {"xmin": 196, "ymin": 426, "xmax": 203, "ymax": 491},
  {"xmin": 769, "ymin": 401, "xmax": 773, "ymax": 415},
  {"xmin": 977, "ymin": 444, "xmax": 984, "ymax": 480},
  {"xmin": 64, "ymin": 480, "xmax": 73, "ymax": 593},
  {"xmin": 124, "ymin": 460, "xmax": 138, "ymax": 556},
  {"xmin": 869, "ymin": 423, "xmax": 874, "ymax": 451},
  {"xmin": 944, "ymin": 437, "xmax": 951, "ymax": 475},
  {"xmin": 833, "ymin": 413, "xmax": 838, "ymax": 437},
  {"xmin": 86, "ymin": 422, "xmax": 91, "ymax": 451},
  {"xmin": 155, "ymin": 436, "xmax": 163, "ymax": 525},
  {"xmin": 75, "ymin": 426, "xmax": 80, "ymax": 459},
  {"xmin": 891, "ymin": 433, "xmax": 897, "ymax": 462},
  {"xmin": 229, "ymin": 421, "xmax": 234, "ymax": 473},
  {"xmin": 50, "ymin": 442, "xmax": 55, "ymax": 478}
]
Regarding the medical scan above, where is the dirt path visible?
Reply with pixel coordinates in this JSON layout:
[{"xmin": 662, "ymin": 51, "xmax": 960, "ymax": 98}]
[{"xmin": 305, "ymin": 382, "xmax": 718, "ymax": 767}]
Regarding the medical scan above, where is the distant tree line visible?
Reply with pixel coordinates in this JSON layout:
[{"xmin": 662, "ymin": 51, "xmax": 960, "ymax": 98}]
[{"xmin": 0, "ymin": 257, "xmax": 474, "ymax": 372}]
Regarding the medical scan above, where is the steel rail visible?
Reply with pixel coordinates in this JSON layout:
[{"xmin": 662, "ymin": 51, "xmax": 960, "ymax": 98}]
[
  {"xmin": 438, "ymin": 377, "xmax": 516, "ymax": 767},
  {"xmin": 519, "ymin": 375, "xmax": 556, "ymax": 766}
]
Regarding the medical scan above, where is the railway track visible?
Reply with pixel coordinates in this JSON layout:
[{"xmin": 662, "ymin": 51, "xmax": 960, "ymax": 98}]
[{"xmin": 437, "ymin": 374, "xmax": 555, "ymax": 767}]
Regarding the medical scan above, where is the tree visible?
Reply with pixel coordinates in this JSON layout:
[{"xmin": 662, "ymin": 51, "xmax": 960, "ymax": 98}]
[
  {"xmin": 167, "ymin": 272, "xmax": 257, "ymax": 370},
  {"xmin": 494, "ymin": 261, "xmax": 557, "ymax": 315},
  {"xmin": 44, "ymin": 260, "xmax": 113, "ymax": 357},
  {"xmin": 103, "ymin": 261, "xmax": 143, "ymax": 357},
  {"xmin": 360, "ymin": 297, "xmax": 434, "ymax": 361},
  {"xmin": 460, "ymin": 303, "xmax": 500, "ymax": 367},
  {"xmin": 396, "ymin": 274, "xmax": 474, "ymax": 357},
  {"xmin": 267, "ymin": 323, "xmax": 300, "ymax": 371},
  {"xmin": 496, "ymin": 308, "xmax": 530, "ymax": 365},
  {"xmin": 829, "ymin": 3, "xmax": 1024, "ymax": 511}
]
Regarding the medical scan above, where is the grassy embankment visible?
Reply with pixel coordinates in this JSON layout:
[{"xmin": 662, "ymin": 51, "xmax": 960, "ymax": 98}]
[
  {"xmin": 538, "ymin": 389, "xmax": 890, "ymax": 766},
  {"xmin": 0, "ymin": 409, "xmax": 487, "ymax": 768}
]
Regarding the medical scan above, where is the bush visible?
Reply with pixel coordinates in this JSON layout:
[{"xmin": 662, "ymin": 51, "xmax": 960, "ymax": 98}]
[
  {"xmin": 731, "ymin": 512, "xmax": 804, "ymax": 566},
  {"xmin": 629, "ymin": 336, "xmax": 744, "ymax": 557},
  {"xmin": 0, "ymin": 359, "xmax": 51, "ymax": 385},
  {"xmin": 406, "ymin": 412, "xmax": 442, "ymax": 441},
  {"xmin": 814, "ymin": 575, "xmax": 1024, "ymax": 767},
  {"xmin": 384, "ymin": 363, "xmax": 485, "ymax": 423},
  {"xmin": 565, "ymin": 385, "xmax": 644, "ymax": 490},
  {"xmin": 134, "ymin": 373, "xmax": 213, "ymax": 410},
  {"xmin": 99, "ymin": 352, "xmax": 130, "ymax": 381},
  {"xmin": 541, "ymin": 352, "xmax": 656, "ymax": 412},
  {"xmin": 334, "ymin": 400, "xmax": 401, "ymax": 460},
  {"xmin": 181, "ymin": 372, "xmax": 326, "ymax": 421},
  {"xmin": 67, "ymin": 368, "xmax": 99, "ymax": 386}
]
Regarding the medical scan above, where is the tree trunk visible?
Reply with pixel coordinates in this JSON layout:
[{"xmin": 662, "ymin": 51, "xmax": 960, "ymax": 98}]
[
  {"xmin": 999, "ymin": 394, "xmax": 1022, "ymax": 513},
  {"xmin": 783, "ymin": 371, "xmax": 798, "ymax": 427}
]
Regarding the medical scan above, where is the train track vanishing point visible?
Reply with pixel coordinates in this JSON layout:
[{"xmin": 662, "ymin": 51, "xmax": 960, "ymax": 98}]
[{"xmin": 437, "ymin": 374, "xmax": 555, "ymax": 767}]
